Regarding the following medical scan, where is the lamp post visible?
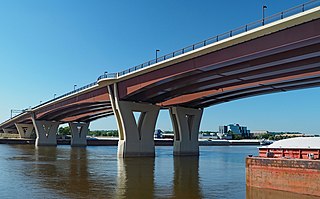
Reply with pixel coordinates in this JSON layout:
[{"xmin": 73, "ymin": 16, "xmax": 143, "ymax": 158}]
[
  {"xmin": 263, "ymin": 5, "xmax": 267, "ymax": 25},
  {"xmin": 54, "ymin": 94, "xmax": 56, "ymax": 99},
  {"xmin": 156, "ymin": 49, "xmax": 160, "ymax": 63},
  {"xmin": 74, "ymin": 84, "xmax": 77, "ymax": 91}
]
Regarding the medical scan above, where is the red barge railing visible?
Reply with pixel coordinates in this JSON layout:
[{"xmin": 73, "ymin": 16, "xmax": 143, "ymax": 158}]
[{"xmin": 259, "ymin": 148, "xmax": 320, "ymax": 159}]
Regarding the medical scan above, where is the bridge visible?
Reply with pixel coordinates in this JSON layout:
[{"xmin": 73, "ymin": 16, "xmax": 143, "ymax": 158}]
[{"xmin": 1, "ymin": 1, "xmax": 319, "ymax": 157}]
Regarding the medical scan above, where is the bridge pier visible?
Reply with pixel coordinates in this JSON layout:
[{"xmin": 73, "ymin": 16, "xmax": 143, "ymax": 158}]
[
  {"xmin": 15, "ymin": 123, "xmax": 34, "ymax": 138},
  {"xmin": 115, "ymin": 101, "xmax": 160, "ymax": 157},
  {"xmin": 109, "ymin": 84, "xmax": 160, "ymax": 157},
  {"xmin": 69, "ymin": 122, "xmax": 89, "ymax": 147},
  {"xmin": 169, "ymin": 107, "xmax": 203, "ymax": 156},
  {"xmin": 32, "ymin": 119, "xmax": 59, "ymax": 146}
]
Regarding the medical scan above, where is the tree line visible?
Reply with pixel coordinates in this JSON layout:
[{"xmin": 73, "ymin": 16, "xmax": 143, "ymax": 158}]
[{"xmin": 58, "ymin": 126, "xmax": 118, "ymax": 137}]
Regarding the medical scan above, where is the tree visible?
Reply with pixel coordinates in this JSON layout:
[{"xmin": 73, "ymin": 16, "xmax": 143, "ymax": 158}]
[
  {"xmin": 58, "ymin": 126, "xmax": 71, "ymax": 135},
  {"xmin": 88, "ymin": 130, "xmax": 119, "ymax": 137},
  {"xmin": 229, "ymin": 130, "xmax": 243, "ymax": 140}
]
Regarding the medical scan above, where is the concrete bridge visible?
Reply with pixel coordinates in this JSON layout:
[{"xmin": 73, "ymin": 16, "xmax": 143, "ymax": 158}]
[{"xmin": 1, "ymin": 2, "xmax": 319, "ymax": 157}]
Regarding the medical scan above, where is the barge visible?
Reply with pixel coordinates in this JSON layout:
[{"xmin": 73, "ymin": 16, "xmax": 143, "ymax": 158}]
[{"xmin": 246, "ymin": 137, "xmax": 320, "ymax": 197}]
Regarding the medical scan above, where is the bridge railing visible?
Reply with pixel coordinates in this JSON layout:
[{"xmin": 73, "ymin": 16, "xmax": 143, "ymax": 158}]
[
  {"xmin": 4, "ymin": 0, "xmax": 319, "ymax": 124},
  {"xmin": 6, "ymin": 81, "xmax": 99, "ymax": 122},
  {"xmin": 34, "ymin": 81, "xmax": 98, "ymax": 108},
  {"xmin": 97, "ymin": 0, "xmax": 320, "ymax": 81}
]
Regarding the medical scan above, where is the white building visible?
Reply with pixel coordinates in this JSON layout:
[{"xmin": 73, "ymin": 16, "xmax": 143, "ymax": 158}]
[{"xmin": 218, "ymin": 124, "xmax": 250, "ymax": 139}]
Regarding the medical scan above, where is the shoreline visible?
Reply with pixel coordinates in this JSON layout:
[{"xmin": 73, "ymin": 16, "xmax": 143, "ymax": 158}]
[{"xmin": 0, "ymin": 138, "xmax": 263, "ymax": 146}]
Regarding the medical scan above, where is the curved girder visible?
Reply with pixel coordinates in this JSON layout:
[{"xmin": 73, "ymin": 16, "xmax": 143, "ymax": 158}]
[
  {"xmin": 45, "ymin": 103, "xmax": 111, "ymax": 121},
  {"xmin": 38, "ymin": 101, "xmax": 110, "ymax": 120},
  {"xmin": 79, "ymin": 112, "xmax": 114, "ymax": 123},
  {"xmin": 180, "ymin": 75, "xmax": 320, "ymax": 108},
  {"xmin": 36, "ymin": 87, "xmax": 110, "ymax": 116},
  {"xmin": 62, "ymin": 109, "xmax": 114, "ymax": 123},
  {"xmin": 150, "ymin": 48, "xmax": 320, "ymax": 103},
  {"xmin": 124, "ymin": 41, "xmax": 320, "ymax": 104},
  {"xmin": 53, "ymin": 106, "xmax": 112, "ymax": 121}
]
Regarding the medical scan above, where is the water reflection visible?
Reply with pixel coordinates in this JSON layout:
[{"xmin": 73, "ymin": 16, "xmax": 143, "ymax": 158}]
[
  {"xmin": 11, "ymin": 145, "xmax": 114, "ymax": 198},
  {"xmin": 5, "ymin": 145, "xmax": 314, "ymax": 198},
  {"xmin": 117, "ymin": 157, "xmax": 155, "ymax": 198},
  {"xmin": 33, "ymin": 146, "xmax": 95, "ymax": 198},
  {"xmin": 173, "ymin": 156, "xmax": 202, "ymax": 199},
  {"xmin": 116, "ymin": 156, "xmax": 202, "ymax": 199},
  {"xmin": 246, "ymin": 186, "xmax": 320, "ymax": 199}
]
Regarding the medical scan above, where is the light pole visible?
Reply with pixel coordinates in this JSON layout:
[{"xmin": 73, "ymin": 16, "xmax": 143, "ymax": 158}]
[
  {"xmin": 54, "ymin": 94, "xmax": 56, "ymax": 99},
  {"xmin": 262, "ymin": 5, "xmax": 267, "ymax": 25},
  {"xmin": 74, "ymin": 84, "xmax": 77, "ymax": 91},
  {"xmin": 156, "ymin": 49, "xmax": 160, "ymax": 63}
]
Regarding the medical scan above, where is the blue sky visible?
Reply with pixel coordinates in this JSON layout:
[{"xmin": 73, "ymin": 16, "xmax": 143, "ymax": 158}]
[{"xmin": 0, "ymin": 0, "xmax": 319, "ymax": 134}]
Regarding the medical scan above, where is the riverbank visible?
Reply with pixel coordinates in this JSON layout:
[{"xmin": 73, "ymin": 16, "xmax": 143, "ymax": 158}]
[{"xmin": 0, "ymin": 138, "xmax": 264, "ymax": 146}]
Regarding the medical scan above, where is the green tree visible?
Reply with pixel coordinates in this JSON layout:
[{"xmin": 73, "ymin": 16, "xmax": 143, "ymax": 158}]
[
  {"xmin": 58, "ymin": 126, "xmax": 71, "ymax": 135},
  {"xmin": 229, "ymin": 130, "xmax": 243, "ymax": 140},
  {"xmin": 88, "ymin": 130, "xmax": 119, "ymax": 137}
]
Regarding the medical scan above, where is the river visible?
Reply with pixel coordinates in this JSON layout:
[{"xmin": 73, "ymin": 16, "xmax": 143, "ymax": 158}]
[{"xmin": 0, "ymin": 144, "xmax": 317, "ymax": 199}]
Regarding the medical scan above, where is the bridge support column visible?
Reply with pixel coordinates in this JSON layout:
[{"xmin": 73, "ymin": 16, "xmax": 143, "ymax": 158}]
[
  {"xmin": 32, "ymin": 119, "xmax": 59, "ymax": 146},
  {"xmin": 169, "ymin": 107, "xmax": 203, "ymax": 156},
  {"xmin": 69, "ymin": 122, "xmax": 89, "ymax": 147},
  {"xmin": 108, "ymin": 84, "xmax": 160, "ymax": 157},
  {"xmin": 15, "ymin": 123, "xmax": 34, "ymax": 138}
]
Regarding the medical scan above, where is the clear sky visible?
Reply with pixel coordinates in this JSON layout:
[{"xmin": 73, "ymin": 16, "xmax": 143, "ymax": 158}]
[{"xmin": 0, "ymin": 0, "xmax": 319, "ymax": 134}]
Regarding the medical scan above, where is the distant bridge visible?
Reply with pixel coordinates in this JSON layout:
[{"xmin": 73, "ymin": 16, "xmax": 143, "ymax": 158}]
[{"xmin": 1, "ymin": 1, "xmax": 319, "ymax": 157}]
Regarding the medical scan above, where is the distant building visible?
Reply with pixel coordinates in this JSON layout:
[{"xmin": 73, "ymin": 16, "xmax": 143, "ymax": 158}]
[
  {"xmin": 199, "ymin": 132, "xmax": 218, "ymax": 140},
  {"xmin": 218, "ymin": 124, "xmax": 250, "ymax": 139},
  {"xmin": 251, "ymin": 130, "xmax": 269, "ymax": 137},
  {"xmin": 217, "ymin": 133, "xmax": 232, "ymax": 140}
]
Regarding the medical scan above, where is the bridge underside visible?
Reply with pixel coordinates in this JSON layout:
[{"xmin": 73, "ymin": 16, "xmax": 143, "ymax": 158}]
[
  {"xmin": 119, "ymin": 19, "xmax": 320, "ymax": 108},
  {"xmin": 1, "ymin": 87, "xmax": 112, "ymax": 130}
]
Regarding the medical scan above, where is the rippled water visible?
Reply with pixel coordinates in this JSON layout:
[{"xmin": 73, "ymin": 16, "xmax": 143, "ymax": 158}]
[{"xmin": 0, "ymin": 144, "xmax": 316, "ymax": 199}]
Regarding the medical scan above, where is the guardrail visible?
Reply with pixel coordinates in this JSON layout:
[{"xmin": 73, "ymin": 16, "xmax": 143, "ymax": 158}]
[
  {"xmin": 34, "ymin": 81, "xmax": 98, "ymax": 108},
  {"xmin": 5, "ymin": 81, "xmax": 98, "ymax": 122},
  {"xmin": 97, "ymin": 0, "xmax": 320, "ymax": 81}
]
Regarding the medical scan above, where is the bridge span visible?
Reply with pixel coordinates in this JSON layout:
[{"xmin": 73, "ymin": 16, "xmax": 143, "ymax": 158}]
[{"xmin": 1, "ymin": 2, "xmax": 319, "ymax": 157}]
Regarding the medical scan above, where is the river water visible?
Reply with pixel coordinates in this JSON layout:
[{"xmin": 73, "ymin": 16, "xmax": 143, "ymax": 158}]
[{"xmin": 0, "ymin": 144, "xmax": 317, "ymax": 199}]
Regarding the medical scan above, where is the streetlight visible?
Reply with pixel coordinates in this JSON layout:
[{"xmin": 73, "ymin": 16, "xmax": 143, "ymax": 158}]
[
  {"xmin": 54, "ymin": 94, "xmax": 56, "ymax": 99},
  {"xmin": 262, "ymin": 5, "xmax": 267, "ymax": 25},
  {"xmin": 74, "ymin": 84, "xmax": 77, "ymax": 91},
  {"xmin": 156, "ymin": 49, "xmax": 160, "ymax": 63}
]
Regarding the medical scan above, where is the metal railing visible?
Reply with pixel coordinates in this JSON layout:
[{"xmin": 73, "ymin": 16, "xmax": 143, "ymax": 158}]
[
  {"xmin": 97, "ymin": 0, "xmax": 319, "ymax": 81},
  {"xmin": 5, "ymin": 0, "xmax": 319, "ymax": 123},
  {"xmin": 6, "ymin": 81, "xmax": 98, "ymax": 122},
  {"xmin": 34, "ymin": 81, "xmax": 98, "ymax": 108}
]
